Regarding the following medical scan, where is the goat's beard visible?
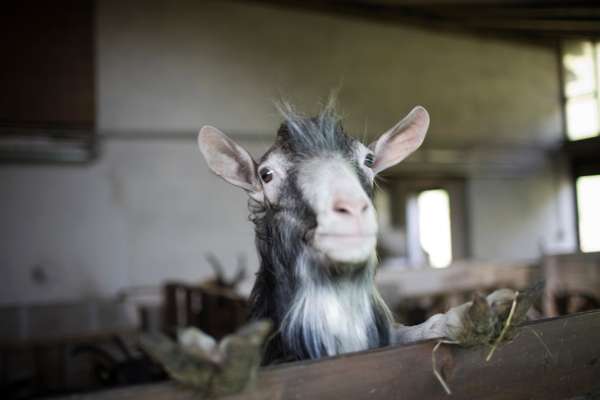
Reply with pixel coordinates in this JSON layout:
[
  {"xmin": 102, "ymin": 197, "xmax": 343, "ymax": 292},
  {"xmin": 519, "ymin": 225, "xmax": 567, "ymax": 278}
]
[
  {"xmin": 282, "ymin": 245, "xmax": 386, "ymax": 360},
  {"xmin": 249, "ymin": 201, "xmax": 392, "ymax": 363}
]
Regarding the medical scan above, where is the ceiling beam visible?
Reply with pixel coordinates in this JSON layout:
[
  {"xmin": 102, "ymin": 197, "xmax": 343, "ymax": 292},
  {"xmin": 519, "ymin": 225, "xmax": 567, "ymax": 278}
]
[{"xmin": 246, "ymin": 0, "xmax": 600, "ymax": 38}]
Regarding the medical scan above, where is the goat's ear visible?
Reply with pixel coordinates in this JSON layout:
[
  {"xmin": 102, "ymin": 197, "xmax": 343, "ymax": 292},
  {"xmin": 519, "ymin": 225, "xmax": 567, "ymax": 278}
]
[
  {"xmin": 197, "ymin": 126, "xmax": 261, "ymax": 193},
  {"xmin": 369, "ymin": 106, "xmax": 429, "ymax": 174}
]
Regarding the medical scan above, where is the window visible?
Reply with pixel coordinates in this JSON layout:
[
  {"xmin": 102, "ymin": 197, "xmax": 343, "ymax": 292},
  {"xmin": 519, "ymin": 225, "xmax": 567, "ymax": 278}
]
[
  {"xmin": 378, "ymin": 178, "xmax": 466, "ymax": 269},
  {"xmin": 0, "ymin": 1, "xmax": 95, "ymax": 162},
  {"xmin": 576, "ymin": 175, "xmax": 600, "ymax": 253},
  {"xmin": 562, "ymin": 40, "xmax": 600, "ymax": 141},
  {"xmin": 562, "ymin": 42, "xmax": 600, "ymax": 253},
  {"xmin": 417, "ymin": 189, "xmax": 453, "ymax": 268}
]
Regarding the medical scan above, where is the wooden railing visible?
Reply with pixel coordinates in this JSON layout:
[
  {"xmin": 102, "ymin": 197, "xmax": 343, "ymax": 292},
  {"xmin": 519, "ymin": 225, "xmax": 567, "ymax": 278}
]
[{"xmin": 61, "ymin": 310, "xmax": 600, "ymax": 400}]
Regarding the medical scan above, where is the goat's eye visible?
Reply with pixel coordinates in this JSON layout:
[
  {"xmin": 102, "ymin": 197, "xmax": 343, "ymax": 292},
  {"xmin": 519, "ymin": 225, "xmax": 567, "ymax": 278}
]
[
  {"xmin": 259, "ymin": 168, "xmax": 273, "ymax": 183},
  {"xmin": 364, "ymin": 153, "xmax": 375, "ymax": 168}
]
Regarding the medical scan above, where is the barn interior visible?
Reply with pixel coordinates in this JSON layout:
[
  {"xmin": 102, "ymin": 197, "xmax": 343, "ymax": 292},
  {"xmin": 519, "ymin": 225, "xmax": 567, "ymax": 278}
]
[{"xmin": 1, "ymin": 0, "xmax": 600, "ymax": 398}]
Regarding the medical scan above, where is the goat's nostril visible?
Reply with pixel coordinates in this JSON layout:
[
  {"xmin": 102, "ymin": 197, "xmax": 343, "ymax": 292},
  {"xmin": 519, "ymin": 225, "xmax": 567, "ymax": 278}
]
[
  {"xmin": 334, "ymin": 206, "xmax": 350, "ymax": 215},
  {"xmin": 332, "ymin": 199, "xmax": 369, "ymax": 217}
]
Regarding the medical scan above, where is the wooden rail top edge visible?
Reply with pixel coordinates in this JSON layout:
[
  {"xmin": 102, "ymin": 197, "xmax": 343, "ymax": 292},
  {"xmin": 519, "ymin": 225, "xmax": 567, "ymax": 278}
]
[{"xmin": 59, "ymin": 310, "xmax": 600, "ymax": 400}]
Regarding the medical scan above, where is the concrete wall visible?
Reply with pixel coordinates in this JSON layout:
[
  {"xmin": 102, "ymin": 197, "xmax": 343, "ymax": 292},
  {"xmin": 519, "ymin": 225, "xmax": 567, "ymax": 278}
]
[
  {"xmin": 469, "ymin": 162, "xmax": 577, "ymax": 261},
  {"xmin": 0, "ymin": 139, "xmax": 268, "ymax": 304},
  {"xmin": 97, "ymin": 0, "xmax": 562, "ymax": 146},
  {"xmin": 0, "ymin": 0, "xmax": 575, "ymax": 305}
]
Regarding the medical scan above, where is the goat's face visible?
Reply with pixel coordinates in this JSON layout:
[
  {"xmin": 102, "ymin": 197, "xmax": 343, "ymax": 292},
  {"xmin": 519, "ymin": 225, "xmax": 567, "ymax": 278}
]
[{"xmin": 198, "ymin": 103, "xmax": 429, "ymax": 268}]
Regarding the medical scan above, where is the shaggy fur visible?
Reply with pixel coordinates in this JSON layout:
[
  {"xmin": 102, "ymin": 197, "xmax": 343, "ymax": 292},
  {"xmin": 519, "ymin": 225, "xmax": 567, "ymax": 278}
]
[
  {"xmin": 248, "ymin": 102, "xmax": 392, "ymax": 364},
  {"xmin": 199, "ymin": 99, "xmax": 528, "ymax": 367}
]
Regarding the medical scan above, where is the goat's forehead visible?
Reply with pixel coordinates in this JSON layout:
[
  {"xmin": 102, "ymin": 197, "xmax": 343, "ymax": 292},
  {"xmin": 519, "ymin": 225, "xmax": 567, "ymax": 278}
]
[
  {"xmin": 281, "ymin": 118, "xmax": 357, "ymax": 154},
  {"xmin": 259, "ymin": 141, "xmax": 363, "ymax": 167},
  {"xmin": 260, "ymin": 121, "xmax": 363, "ymax": 163}
]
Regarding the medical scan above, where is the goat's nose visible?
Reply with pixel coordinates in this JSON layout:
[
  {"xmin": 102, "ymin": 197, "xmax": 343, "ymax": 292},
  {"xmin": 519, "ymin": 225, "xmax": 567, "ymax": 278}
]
[{"xmin": 332, "ymin": 197, "xmax": 370, "ymax": 218}]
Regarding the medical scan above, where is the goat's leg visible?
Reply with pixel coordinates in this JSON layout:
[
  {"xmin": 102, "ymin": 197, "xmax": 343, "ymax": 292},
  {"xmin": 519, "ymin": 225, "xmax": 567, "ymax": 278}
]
[
  {"xmin": 393, "ymin": 312, "xmax": 450, "ymax": 344},
  {"xmin": 393, "ymin": 286, "xmax": 540, "ymax": 346}
]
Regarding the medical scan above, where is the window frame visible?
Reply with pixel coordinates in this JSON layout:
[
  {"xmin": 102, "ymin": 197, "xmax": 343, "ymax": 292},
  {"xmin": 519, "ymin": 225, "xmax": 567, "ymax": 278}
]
[
  {"xmin": 567, "ymin": 143, "xmax": 600, "ymax": 253},
  {"xmin": 574, "ymin": 174, "xmax": 600, "ymax": 253},
  {"xmin": 560, "ymin": 40, "xmax": 600, "ymax": 253},
  {"xmin": 382, "ymin": 176, "xmax": 470, "ymax": 266}
]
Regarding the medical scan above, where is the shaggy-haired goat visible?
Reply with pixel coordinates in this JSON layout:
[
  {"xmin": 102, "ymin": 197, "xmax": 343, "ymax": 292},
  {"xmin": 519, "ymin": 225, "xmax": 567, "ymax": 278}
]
[{"xmin": 198, "ymin": 101, "xmax": 523, "ymax": 364}]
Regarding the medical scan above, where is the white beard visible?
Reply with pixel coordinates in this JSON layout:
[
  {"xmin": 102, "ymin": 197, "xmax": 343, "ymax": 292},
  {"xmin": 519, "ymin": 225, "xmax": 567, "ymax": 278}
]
[{"xmin": 281, "ymin": 253, "xmax": 380, "ymax": 359}]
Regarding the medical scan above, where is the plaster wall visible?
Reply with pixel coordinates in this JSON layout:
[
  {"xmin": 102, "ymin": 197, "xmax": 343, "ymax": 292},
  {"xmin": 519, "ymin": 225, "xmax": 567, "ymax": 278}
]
[{"xmin": 0, "ymin": 0, "xmax": 573, "ymax": 304}]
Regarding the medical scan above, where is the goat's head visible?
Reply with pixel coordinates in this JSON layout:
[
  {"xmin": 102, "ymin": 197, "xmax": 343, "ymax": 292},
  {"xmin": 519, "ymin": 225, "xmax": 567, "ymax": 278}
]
[{"xmin": 197, "ymin": 101, "xmax": 429, "ymax": 270}]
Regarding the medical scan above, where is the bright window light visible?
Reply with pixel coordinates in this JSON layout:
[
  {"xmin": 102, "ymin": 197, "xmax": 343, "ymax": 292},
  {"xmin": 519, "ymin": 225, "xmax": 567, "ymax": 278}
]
[
  {"xmin": 566, "ymin": 95, "xmax": 600, "ymax": 140},
  {"xmin": 563, "ymin": 41, "xmax": 596, "ymax": 97},
  {"xmin": 576, "ymin": 175, "xmax": 600, "ymax": 253},
  {"xmin": 562, "ymin": 40, "xmax": 600, "ymax": 141},
  {"xmin": 417, "ymin": 189, "xmax": 452, "ymax": 268}
]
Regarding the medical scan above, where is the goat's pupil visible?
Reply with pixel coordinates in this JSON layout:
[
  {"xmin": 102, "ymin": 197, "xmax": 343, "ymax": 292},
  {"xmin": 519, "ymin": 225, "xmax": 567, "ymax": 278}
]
[
  {"xmin": 364, "ymin": 153, "xmax": 375, "ymax": 168},
  {"xmin": 260, "ymin": 168, "xmax": 273, "ymax": 183}
]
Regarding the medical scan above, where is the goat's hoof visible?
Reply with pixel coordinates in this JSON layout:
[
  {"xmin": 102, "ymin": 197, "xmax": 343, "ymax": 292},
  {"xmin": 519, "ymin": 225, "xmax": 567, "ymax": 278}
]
[{"xmin": 445, "ymin": 283, "xmax": 542, "ymax": 347}]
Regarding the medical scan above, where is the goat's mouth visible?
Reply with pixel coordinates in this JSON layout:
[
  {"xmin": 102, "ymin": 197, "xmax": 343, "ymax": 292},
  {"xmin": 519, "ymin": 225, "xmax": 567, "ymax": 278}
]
[
  {"xmin": 313, "ymin": 232, "xmax": 377, "ymax": 264},
  {"xmin": 315, "ymin": 233, "xmax": 376, "ymax": 241}
]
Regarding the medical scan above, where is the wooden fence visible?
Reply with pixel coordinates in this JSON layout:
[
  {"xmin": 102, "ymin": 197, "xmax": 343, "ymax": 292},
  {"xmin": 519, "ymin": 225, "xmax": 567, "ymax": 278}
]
[{"xmin": 61, "ymin": 310, "xmax": 600, "ymax": 400}]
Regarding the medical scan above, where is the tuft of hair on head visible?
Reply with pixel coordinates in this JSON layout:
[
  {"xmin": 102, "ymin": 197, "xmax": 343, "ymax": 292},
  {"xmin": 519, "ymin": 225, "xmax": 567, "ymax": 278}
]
[
  {"xmin": 273, "ymin": 94, "xmax": 352, "ymax": 155},
  {"xmin": 318, "ymin": 93, "xmax": 342, "ymax": 136},
  {"xmin": 275, "ymin": 93, "xmax": 340, "ymax": 126}
]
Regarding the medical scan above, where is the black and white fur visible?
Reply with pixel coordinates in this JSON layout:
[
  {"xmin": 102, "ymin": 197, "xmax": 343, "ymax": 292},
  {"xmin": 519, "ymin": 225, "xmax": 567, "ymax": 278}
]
[
  {"xmin": 245, "ymin": 103, "xmax": 393, "ymax": 363},
  {"xmin": 197, "ymin": 99, "xmax": 515, "ymax": 364}
]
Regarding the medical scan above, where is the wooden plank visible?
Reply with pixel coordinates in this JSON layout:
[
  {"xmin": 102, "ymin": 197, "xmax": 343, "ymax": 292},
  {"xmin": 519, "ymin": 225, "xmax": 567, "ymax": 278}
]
[
  {"xmin": 543, "ymin": 253, "xmax": 600, "ymax": 317},
  {"xmin": 419, "ymin": 5, "xmax": 600, "ymax": 19},
  {"xmin": 249, "ymin": 1, "xmax": 600, "ymax": 38},
  {"xmin": 353, "ymin": 1, "xmax": 579, "ymax": 5},
  {"xmin": 60, "ymin": 310, "xmax": 600, "ymax": 400},
  {"xmin": 376, "ymin": 262, "xmax": 534, "ymax": 305},
  {"xmin": 452, "ymin": 18, "xmax": 600, "ymax": 33}
]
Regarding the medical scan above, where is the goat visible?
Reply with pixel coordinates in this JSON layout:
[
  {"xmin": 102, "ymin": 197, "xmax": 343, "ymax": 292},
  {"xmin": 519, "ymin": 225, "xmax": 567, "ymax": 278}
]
[{"xmin": 198, "ymin": 99, "xmax": 528, "ymax": 364}]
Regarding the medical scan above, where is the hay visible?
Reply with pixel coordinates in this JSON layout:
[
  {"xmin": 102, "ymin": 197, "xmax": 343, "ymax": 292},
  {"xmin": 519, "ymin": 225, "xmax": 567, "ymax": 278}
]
[
  {"xmin": 486, "ymin": 290, "xmax": 519, "ymax": 362},
  {"xmin": 432, "ymin": 340, "xmax": 459, "ymax": 395},
  {"xmin": 431, "ymin": 285, "xmax": 541, "ymax": 395}
]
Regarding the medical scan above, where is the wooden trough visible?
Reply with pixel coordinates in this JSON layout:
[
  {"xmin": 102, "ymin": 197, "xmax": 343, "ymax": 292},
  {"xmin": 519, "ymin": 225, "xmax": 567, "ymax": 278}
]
[{"xmin": 61, "ymin": 310, "xmax": 600, "ymax": 400}]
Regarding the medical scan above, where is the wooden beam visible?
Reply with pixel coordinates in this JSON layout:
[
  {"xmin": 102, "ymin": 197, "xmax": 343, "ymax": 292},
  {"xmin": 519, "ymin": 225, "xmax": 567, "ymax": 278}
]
[
  {"xmin": 542, "ymin": 252, "xmax": 600, "ymax": 316},
  {"xmin": 418, "ymin": 5, "xmax": 600, "ymax": 19},
  {"xmin": 455, "ymin": 18, "xmax": 600, "ymax": 33},
  {"xmin": 63, "ymin": 310, "xmax": 600, "ymax": 400},
  {"xmin": 376, "ymin": 262, "xmax": 534, "ymax": 304},
  {"xmin": 351, "ymin": 1, "xmax": 583, "ymax": 5},
  {"xmin": 247, "ymin": 1, "xmax": 600, "ymax": 39}
]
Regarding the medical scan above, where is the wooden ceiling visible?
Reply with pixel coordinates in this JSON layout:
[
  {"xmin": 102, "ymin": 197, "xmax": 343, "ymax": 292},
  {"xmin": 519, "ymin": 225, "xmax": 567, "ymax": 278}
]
[{"xmin": 250, "ymin": 0, "xmax": 600, "ymax": 40}]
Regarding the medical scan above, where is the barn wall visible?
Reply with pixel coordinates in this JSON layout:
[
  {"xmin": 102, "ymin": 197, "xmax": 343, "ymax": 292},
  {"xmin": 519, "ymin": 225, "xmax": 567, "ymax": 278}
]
[
  {"xmin": 0, "ymin": 140, "xmax": 266, "ymax": 304},
  {"xmin": 469, "ymin": 163, "xmax": 577, "ymax": 261},
  {"xmin": 0, "ymin": 0, "xmax": 574, "ymax": 304},
  {"xmin": 97, "ymin": 0, "xmax": 562, "ymax": 146}
]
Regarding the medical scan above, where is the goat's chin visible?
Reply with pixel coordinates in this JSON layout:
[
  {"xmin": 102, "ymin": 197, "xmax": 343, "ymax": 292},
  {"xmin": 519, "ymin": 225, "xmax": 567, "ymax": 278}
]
[{"xmin": 313, "ymin": 234, "xmax": 376, "ymax": 265}]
